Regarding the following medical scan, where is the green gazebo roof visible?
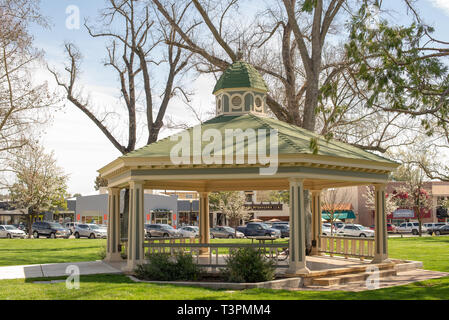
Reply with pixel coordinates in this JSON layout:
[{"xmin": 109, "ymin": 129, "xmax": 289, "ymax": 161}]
[
  {"xmin": 122, "ymin": 113, "xmax": 396, "ymax": 165},
  {"xmin": 212, "ymin": 61, "xmax": 269, "ymax": 94}
]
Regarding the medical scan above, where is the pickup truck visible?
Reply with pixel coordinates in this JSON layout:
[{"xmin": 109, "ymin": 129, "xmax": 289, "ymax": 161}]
[{"xmin": 236, "ymin": 222, "xmax": 281, "ymax": 238}]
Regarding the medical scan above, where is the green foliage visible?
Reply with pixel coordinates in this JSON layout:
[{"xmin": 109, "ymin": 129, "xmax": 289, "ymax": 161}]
[
  {"xmin": 98, "ymin": 244, "xmax": 106, "ymax": 260},
  {"xmin": 223, "ymin": 248, "xmax": 276, "ymax": 283},
  {"xmin": 309, "ymin": 137, "xmax": 319, "ymax": 155},
  {"xmin": 346, "ymin": 3, "xmax": 449, "ymax": 137},
  {"xmin": 300, "ymin": 0, "xmax": 316, "ymax": 13},
  {"xmin": 135, "ymin": 252, "xmax": 202, "ymax": 281},
  {"xmin": 268, "ymin": 190, "xmax": 289, "ymax": 204}
]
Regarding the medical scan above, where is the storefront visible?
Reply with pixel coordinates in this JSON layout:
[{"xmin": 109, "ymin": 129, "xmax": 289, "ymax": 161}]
[
  {"xmin": 388, "ymin": 208, "xmax": 432, "ymax": 225},
  {"xmin": 177, "ymin": 200, "xmax": 199, "ymax": 226},
  {"xmin": 147, "ymin": 209, "xmax": 174, "ymax": 225}
]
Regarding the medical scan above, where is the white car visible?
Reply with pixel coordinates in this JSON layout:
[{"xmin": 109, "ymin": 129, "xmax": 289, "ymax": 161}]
[
  {"xmin": 396, "ymin": 222, "xmax": 428, "ymax": 235},
  {"xmin": 337, "ymin": 224, "xmax": 374, "ymax": 238},
  {"xmin": 322, "ymin": 224, "xmax": 332, "ymax": 236},
  {"xmin": 178, "ymin": 226, "xmax": 199, "ymax": 238},
  {"xmin": 0, "ymin": 225, "xmax": 26, "ymax": 239}
]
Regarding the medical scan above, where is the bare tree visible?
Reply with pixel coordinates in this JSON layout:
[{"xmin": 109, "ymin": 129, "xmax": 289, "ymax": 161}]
[
  {"xmin": 48, "ymin": 0, "xmax": 192, "ymax": 236},
  {"xmin": 0, "ymin": 0, "xmax": 54, "ymax": 182},
  {"xmin": 321, "ymin": 188, "xmax": 354, "ymax": 236}
]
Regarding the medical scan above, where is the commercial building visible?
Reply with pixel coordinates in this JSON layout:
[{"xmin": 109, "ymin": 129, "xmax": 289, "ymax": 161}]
[{"xmin": 75, "ymin": 192, "xmax": 178, "ymax": 226}]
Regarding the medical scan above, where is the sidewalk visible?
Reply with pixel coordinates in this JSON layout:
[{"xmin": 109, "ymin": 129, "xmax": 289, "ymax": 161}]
[{"xmin": 0, "ymin": 261, "xmax": 122, "ymax": 280}]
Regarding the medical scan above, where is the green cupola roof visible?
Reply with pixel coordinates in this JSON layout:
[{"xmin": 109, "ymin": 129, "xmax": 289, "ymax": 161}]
[{"xmin": 212, "ymin": 61, "xmax": 268, "ymax": 94}]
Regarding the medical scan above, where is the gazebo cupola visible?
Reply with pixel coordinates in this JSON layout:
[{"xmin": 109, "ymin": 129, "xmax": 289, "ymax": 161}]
[{"xmin": 213, "ymin": 61, "xmax": 269, "ymax": 116}]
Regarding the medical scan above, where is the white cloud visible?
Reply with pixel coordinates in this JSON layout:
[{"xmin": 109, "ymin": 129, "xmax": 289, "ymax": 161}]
[{"xmin": 429, "ymin": 0, "xmax": 449, "ymax": 15}]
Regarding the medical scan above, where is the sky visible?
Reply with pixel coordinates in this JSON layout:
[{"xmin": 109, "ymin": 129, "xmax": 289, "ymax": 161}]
[{"xmin": 27, "ymin": 0, "xmax": 449, "ymax": 196}]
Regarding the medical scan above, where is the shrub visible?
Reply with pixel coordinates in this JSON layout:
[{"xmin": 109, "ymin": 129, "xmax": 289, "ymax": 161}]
[
  {"xmin": 223, "ymin": 248, "xmax": 276, "ymax": 283},
  {"xmin": 135, "ymin": 252, "xmax": 202, "ymax": 281},
  {"xmin": 98, "ymin": 244, "xmax": 106, "ymax": 260}
]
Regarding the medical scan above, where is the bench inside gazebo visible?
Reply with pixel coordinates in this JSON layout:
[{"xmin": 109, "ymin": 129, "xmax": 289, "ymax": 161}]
[{"xmin": 99, "ymin": 60, "xmax": 400, "ymax": 276}]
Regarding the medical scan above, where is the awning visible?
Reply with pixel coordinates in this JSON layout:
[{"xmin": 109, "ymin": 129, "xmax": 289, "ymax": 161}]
[{"xmin": 322, "ymin": 210, "xmax": 356, "ymax": 220}]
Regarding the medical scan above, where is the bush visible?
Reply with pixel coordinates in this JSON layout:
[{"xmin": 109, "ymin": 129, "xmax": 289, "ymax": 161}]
[
  {"xmin": 98, "ymin": 244, "xmax": 106, "ymax": 260},
  {"xmin": 135, "ymin": 252, "xmax": 202, "ymax": 281},
  {"xmin": 223, "ymin": 248, "xmax": 276, "ymax": 283}
]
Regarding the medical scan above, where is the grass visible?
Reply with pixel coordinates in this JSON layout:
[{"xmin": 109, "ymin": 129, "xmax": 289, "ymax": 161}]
[
  {"xmin": 0, "ymin": 236, "xmax": 448, "ymax": 300},
  {"xmin": 0, "ymin": 274, "xmax": 447, "ymax": 300},
  {"xmin": 0, "ymin": 239, "xmax": 105, "ymax": 266}
]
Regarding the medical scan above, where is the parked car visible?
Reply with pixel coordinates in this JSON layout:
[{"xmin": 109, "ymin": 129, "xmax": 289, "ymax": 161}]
[
  {"xmin": 369, "ymin": 223, "xmax": 397, "ymax": 233},
  {"xmin": 271, "ymin": 224, "xmax": 289, "ymax": 238},
  {"xmin": 331, "ymin": 222, "xmax": 345, "ymax": 230},
  {"xmin": 13, "ymin": 223, "xmax": 28, "ymax": 234},
  {"xmin": 337, "ymin": 224, "xmax": 375, "ymax": 237},
  {"xmin": 396, "ymin": 222, "xmax": 428, "ymax": 235},
  {"xmin": 210, "ymin": 226, "xmax": 245, "ymax": 239},
  {"xmin": 424, "ymin": 223, "xmax": 447, "ymax": 234},
  {"xmin": 32, "ymin": 221, "xmax": 70, "ymax": 239},
  {"xmin": 432, "ymin": 224, "xmax": 449, "ymax": 236},
  {"xmin": 145, "ymin": 224, "xmax": 181, "ymax": 238},
  {"xmin": 64, "ymin": 222, "xmax": 80, "ymax": 235},
  {"xmin": 0, "ymin": 225, "xmax": 26, "ymax": 238},
  {"xmin": 73, "ymin": 224, "xmax": 107, "ymax": 239},
  {"xmin": 236, "ymin": 222, "xmax": 281, "ymax": 238},
  {"xmin": 178, "ymin": 226, "xmax": 199, "ymax": 238},
  {"xmin": 322, "ymin": 224, "xmax": 333, "ymax": 236},
  {"xmin": 271, "ymin": 222, "xmax": 289, "ymax": 227}
]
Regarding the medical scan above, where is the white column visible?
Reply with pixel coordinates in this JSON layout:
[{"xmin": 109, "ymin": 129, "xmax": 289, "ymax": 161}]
[
  {"xmin": 125, "ymin": 181, "xmax": 145, "ymax": 272},
  {"xmin": 105, "ymin": 188, "xmax": 121, "ymax": 262},
  {"xmin": 372, "ymin": 184, "xmax": 389, "ymax": 263},
  {"xmin": 199, "ymin": 192, "xmax": 210, "ymax": 255},
  {"xmin": 311, "ymin": 190, "xmax": 322, "ymax": 256},
  {"xmin": 288, "ymin": 179, "xmax": 310, "ymax": 275}
]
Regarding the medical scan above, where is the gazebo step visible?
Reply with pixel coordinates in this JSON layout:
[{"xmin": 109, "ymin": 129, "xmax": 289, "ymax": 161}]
[
  {"xmin": 298, "ymin": 262, "xmax": 396, "ymax": 279},
  {"xmin": 310, "ymin": 269, "xmax": 397, "ymax": 286}
]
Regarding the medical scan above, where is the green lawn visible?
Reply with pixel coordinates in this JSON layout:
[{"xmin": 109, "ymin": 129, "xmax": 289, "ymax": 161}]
[
  {"xmin": 0, "ymin": 237, "xmax": 448, "ymax": 300},
  {"xmin": 0, "ymin": 239, "xmax": 105, "ymax": 266}
]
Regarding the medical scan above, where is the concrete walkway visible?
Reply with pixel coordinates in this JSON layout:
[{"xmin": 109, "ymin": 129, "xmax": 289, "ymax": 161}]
[{"xmin": 0, "ymin": 261, "xmax": 122, "ymax": 280}]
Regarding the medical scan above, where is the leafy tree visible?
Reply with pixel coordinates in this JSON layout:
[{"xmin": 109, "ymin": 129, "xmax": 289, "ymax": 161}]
[
  {"xmin": 94, "ymin": 175, "xmax": 108, "ymax": 191},
  {"xmin": 8, "ymin": 144, "xmax": 69, "ymax": 237},
  {"xmin": 268, "ymin": 190, "xmax": 290, "ymax": 204},
  {"xmin": 391, "ymin": 156, "xmax": 433, "ymax": 237},
  {"xmin": 209, "ymin": 191, "xmax": 250, "ymax": 235}
]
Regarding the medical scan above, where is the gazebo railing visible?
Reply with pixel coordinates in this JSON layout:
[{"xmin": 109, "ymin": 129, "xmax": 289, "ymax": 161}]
[
  {"xmin": 319, "ymin": 235, "xmax": 375, "ymax": 260},
  {"xmin": 142, "ymin": 237, "xmax": 290, "ymax": 269}
]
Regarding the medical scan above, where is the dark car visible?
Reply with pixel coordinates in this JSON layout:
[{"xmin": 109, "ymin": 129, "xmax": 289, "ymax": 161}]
[
  {"xmin": 271, "ymin": 224, "xmax": 290, "ymax": 238},
  {"xmin": 431, "ymin": 224, "xmax": 449, "ymax": 236},
  {"xmin": 425, "ymin": 223, "xmax": 447, "ymax": 234},
  {"xmin": 31, "ymin": 221, "xmax": 70, "ymax": 239},
  {"xmin": 236, "ymin": 222, "xmax": 281, "ymax": 238}
]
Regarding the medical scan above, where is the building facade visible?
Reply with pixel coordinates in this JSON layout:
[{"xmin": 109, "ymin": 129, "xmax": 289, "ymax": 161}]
[{"xmin": 76, "ymin": 192, "xmax": 178, "ymax": 226}]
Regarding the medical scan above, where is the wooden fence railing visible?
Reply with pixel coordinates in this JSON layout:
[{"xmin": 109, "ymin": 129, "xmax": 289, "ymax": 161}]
[
  {"xmin": 142, "ymin": 237, "xmax": 290, "ymax": 269},
  {"xmin": 319, "ymin": 236, "xmax": 375, "ymax": 260}
]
